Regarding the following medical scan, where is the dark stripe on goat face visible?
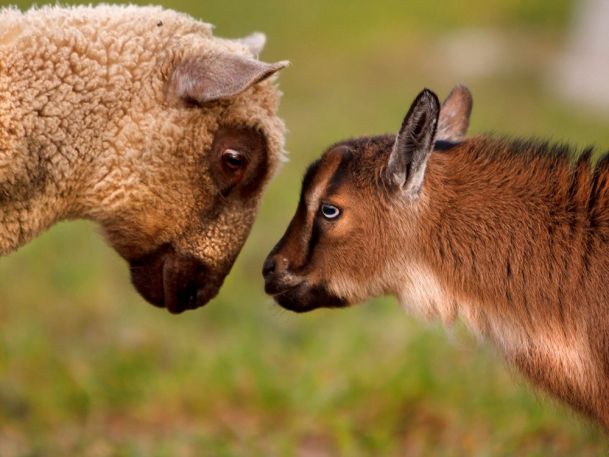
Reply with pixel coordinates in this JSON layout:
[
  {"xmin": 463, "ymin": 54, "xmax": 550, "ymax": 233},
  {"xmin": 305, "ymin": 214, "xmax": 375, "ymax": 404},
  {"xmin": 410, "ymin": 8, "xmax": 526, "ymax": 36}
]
[
  {"xmin": 302, "ymin": 153, "xmax": 349, "ymax": 266},
  {"xmin": 270, "ymin": 197, "xmax": 310, "ymax": 270},
  {"xmin": 304, "ymin": 217, "xmax": 321, "ymax": 267},
  {"xmin": 272, "ymin": 160, "xmax": 322, "ymax": 270},
  {"xmin": 268, "ymin": 158, "xmax": 327, "ymax": 271},
  {"xmin": 326, "ymin": 148, "xmax": 352, "ymax": 195},
  {"xmin": 301, "ymin": 151, "xmax": 347, "ymax": 261},
  {"xmin": 277, "ymin": 151, "xmax": 342, "ymax": 272},
  {"xmin": 302, "ymin": 159, "xmax": 322, "ymax": 194},
  {"xmin": 302, "ymin": 149, "xmax": 353, "ymax": 266}
]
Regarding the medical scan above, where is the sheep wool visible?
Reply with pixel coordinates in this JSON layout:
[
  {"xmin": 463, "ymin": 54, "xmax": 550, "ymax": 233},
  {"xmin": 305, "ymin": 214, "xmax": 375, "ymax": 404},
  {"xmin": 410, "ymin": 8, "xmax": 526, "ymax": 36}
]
[{"xmin": 0, "ymin": 5, "xmax": 288, "ymax": 310}]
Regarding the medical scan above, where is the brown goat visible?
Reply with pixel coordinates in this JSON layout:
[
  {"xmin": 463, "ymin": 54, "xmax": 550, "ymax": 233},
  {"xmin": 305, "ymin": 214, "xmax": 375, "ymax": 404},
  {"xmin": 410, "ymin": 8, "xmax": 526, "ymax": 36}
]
[{"xmin": 263, "ymin": 86, "xmax": 609, "ymax": 429}]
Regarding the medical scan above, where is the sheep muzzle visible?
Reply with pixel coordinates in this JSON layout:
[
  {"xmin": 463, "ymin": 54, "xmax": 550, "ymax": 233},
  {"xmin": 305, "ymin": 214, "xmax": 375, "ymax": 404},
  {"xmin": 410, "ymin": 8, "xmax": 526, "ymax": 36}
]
[{"xmin": 128, "ymin": 244, "xmax": 221, "ymax": 314}]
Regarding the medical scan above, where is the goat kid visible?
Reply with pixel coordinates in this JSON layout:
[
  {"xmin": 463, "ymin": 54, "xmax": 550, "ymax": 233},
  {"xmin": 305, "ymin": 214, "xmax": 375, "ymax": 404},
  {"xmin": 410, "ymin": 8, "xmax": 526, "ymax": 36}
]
[{"xmin": 263, "ymin": 86, "xmax": 609, "ymax": 429}]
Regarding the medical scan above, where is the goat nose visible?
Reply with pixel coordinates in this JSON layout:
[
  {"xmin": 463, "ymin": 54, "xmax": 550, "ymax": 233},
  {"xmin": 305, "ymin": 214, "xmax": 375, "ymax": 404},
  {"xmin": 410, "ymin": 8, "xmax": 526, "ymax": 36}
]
[
  {"xmin": 263, "ymin": 255, "xmax": 289, "ymax": 277},
  {"xmin": 262, "ymin": 256, "xmax": 276, "ymax": 277}
]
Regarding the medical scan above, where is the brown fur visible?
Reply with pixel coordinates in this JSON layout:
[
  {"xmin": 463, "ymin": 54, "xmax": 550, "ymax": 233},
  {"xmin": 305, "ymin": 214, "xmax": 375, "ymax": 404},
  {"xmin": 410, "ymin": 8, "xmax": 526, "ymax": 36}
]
[{"xmin": 264, "ymin": 86, "xmax": 609, "ymax": 429}]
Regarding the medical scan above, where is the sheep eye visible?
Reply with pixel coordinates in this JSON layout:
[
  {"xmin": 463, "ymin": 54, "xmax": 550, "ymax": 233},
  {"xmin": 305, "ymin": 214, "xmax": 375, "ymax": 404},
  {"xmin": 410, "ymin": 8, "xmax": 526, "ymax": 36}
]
[
  {"xmin": 221, "ymin": 149, "xmax": 247, "ymax": 173},
  {"xmin": 320, "ymin": 203, "xmax": 341, "ymax": 220}
]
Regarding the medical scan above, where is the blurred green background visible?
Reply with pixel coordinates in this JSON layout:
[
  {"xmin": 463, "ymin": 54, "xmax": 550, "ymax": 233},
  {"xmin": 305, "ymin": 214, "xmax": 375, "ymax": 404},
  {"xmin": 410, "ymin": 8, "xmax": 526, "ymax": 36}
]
[{"xmin": 2, "ymin": 0, "xmax": 609, "ymax": 455}]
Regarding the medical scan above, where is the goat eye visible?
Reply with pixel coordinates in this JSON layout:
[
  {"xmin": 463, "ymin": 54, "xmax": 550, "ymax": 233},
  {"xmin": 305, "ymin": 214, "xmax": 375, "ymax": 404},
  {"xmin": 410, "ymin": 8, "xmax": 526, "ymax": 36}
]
[
  {"xmin": 320, "ymin": 203, "xmax": 341, "ymax": 220},
  {"xmin": 221, "ymin": 149, "xmax": 247, "ymax": 173}
]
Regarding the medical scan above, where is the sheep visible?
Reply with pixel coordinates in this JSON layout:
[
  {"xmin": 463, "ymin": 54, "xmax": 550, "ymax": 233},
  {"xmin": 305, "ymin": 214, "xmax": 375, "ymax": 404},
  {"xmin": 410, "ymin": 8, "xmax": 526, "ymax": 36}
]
[
  {"xmin": 0, "ymin": 4, "xmax": 288, "ymax": 313},
  {"xmin": 263, "ymin": 86, "xmax": 609, "ymax": 430}
]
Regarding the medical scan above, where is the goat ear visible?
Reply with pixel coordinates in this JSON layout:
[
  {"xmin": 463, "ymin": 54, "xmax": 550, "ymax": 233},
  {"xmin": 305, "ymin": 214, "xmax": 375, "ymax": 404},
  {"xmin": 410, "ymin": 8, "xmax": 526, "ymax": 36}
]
[
  {"xmin": 386, "ymin": 89, "xmax": 440, "ymax": 197},
  {"xmin": 168, "ymin": 52, "xmax": 288, "ymax": 105},
  {"xmin": 436, "ymin": 85, "xmax": 472, "ymax": 142}
]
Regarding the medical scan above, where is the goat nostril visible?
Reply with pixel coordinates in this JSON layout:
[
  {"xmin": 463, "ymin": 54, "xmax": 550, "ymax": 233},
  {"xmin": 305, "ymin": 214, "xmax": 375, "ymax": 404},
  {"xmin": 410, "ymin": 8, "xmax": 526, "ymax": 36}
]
[{"xmin": 262, "ymin": 257, "xmax": 276, "ymax": 276}]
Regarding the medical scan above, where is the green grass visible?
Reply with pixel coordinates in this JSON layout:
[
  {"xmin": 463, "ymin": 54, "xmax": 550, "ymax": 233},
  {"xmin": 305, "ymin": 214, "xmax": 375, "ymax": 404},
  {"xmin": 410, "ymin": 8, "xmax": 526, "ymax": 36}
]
[{"xmin": 2, "ymin": 0, "xmax": 609, "ymax": 455}]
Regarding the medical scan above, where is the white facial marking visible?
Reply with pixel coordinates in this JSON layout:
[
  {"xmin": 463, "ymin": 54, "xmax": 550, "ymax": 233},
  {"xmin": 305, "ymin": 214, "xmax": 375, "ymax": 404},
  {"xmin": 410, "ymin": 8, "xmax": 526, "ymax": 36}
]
[{"xmin": 306, "ymin": 179, "xmax": 326, "ymax": 215}]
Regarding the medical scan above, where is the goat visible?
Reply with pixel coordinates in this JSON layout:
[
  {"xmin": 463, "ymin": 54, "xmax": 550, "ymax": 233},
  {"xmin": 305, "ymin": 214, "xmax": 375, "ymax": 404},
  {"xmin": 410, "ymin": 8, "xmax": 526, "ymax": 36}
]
[
  {"xmin": 263, "ymin": 85, "xmax": 609, "ymax": 429},
  {"xmin": 0, "ymin": 5, "xmax": 288, "ymax": 313}
]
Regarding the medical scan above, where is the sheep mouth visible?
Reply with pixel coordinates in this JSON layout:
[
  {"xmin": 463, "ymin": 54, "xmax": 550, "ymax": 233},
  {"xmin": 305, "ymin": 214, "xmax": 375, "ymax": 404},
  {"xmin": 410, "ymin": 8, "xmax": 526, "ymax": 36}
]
[{"xmin": 128, "ymin": 244, "xmax": 221, "ymax": 314}]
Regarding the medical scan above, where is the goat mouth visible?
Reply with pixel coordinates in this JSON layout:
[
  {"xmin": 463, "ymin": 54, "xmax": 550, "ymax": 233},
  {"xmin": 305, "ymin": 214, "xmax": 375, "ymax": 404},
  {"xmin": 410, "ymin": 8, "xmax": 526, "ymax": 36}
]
[
  {"xmin": 128, "ymin": 244, "xmax": 220, "ymax": 314},
  {"xmin": 264, "ymin": 280, "xmax": 299, "ymax": 297},
  {"xmin": 268, "ymin": 282, "xmax": 348, "ymax": 313}
]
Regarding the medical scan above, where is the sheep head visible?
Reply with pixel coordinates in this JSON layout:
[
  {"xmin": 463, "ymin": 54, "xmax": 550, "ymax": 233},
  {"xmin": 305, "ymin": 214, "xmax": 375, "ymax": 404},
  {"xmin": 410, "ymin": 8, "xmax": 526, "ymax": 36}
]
[
  {"xmin": 78, "ymin": 26, "xmax": 288, "ymax": 313},
  {"xmin": 0, "ymin": 6, "xmax": 287, "ymax": 313}
]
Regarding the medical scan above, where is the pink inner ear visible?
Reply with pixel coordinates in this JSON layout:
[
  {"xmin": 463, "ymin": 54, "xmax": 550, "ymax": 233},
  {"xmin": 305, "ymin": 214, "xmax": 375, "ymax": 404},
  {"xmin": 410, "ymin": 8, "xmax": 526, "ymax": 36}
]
[
  {"xmin": 437, "ymin": 85, "xmax": 473, "ymax": 142},
  {"xmin": 169, "ymin": 53, "xmax": 288, "ymax": 105}
]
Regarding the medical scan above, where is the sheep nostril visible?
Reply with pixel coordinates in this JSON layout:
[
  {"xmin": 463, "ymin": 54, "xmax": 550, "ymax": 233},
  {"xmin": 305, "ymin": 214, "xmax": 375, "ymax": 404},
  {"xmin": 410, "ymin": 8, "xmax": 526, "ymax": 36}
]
[{"xmin": 262, "ymin": 256, "xmax": 276, "ymax": 277}]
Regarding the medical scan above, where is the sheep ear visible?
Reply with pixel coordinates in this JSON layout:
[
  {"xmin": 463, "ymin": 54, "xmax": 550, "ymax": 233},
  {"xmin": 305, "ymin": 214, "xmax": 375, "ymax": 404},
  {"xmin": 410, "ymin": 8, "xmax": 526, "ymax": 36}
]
[
  {"xmin": 236, "ymin": 32, "xmax": 267, "ymax": 57},
  {"xmin": 168, "ymin": 53, "xmax": 288, "ymax": 105},
  {"xmin": 436, "ymin": 85, "xmax": 472, "ymax": 142},
  {"xmin": 386, "ymin": 89, "xmax": 440, "ymax": 197}
]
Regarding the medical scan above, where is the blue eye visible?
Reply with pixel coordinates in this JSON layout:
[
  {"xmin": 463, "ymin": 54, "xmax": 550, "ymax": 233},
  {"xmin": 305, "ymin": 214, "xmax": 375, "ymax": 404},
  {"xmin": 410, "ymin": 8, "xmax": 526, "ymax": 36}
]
[{"xmin": 320, "ymin": 203, "xmax": 341, "ymax": 220}]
